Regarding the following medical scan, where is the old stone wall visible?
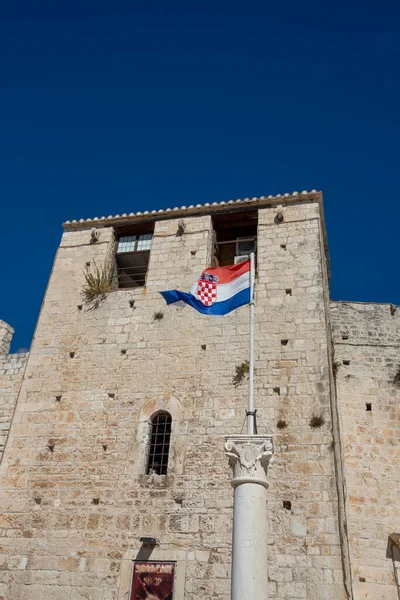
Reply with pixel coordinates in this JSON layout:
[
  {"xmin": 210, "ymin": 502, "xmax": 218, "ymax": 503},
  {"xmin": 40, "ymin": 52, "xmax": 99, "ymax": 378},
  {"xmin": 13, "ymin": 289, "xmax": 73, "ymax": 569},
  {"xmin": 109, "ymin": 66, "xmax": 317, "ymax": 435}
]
[
  {"xmin": 0, "ymin": 321, "xmax": 13, "ymax": 355},
  {"xmin": 0, "ymin": 321, "xmax": 28, "ymax": 461},
  {"xmin": 0, "ymin": 200, "xmax": 348, "ymax": 600},
  {"xmin": 331, "ymin": 301, "xmax": 400, "ymax": 600}
]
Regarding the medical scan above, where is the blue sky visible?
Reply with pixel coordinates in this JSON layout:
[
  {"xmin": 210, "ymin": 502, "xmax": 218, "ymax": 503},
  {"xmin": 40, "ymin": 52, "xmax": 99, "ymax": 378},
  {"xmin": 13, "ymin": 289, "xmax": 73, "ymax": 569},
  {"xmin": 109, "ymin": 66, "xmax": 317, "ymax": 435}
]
[{"xmin": 1, "ymin": 1, "xmax": 399, "ymax": 351}]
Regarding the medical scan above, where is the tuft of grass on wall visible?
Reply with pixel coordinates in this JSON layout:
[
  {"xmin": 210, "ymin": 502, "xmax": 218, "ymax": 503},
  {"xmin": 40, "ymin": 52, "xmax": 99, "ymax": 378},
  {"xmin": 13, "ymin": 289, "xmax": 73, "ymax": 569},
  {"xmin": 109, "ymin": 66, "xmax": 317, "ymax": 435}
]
[
  {"xmin": 232, "ymin": 360, "xmax": 249, "ymax": 387},
  {"xmin": 309, "ymin": 414, "xmax": 325, "ymax": 429},
  {"xmin": 82, "ymin": 262, "xmax": 115, "ymax": 305}
]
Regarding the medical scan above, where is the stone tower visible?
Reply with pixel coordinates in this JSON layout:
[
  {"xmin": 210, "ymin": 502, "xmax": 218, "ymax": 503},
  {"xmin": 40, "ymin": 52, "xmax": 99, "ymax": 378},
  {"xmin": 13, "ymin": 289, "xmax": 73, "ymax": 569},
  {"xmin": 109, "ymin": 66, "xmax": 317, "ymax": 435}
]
[{"xmin": 0, "ymin": 191, "xmax": 398, "ymax": 600}]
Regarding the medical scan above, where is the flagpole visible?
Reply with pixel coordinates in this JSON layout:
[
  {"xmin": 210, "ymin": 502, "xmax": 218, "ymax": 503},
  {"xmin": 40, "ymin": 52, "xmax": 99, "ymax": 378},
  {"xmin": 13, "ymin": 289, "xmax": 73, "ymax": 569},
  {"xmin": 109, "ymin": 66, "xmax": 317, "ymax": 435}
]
[
  {"xmin": 225, "ymin": 250, "xmax": 274, "ymax": 600},
  {"xmin": 247, "ymin": 251, "xmax": 255, "ymax": 435}
]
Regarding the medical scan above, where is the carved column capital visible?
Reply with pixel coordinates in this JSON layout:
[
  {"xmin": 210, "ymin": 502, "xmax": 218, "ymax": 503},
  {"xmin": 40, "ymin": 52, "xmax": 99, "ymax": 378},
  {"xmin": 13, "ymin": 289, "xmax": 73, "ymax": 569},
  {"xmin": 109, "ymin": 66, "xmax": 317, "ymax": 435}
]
[{"xmin": 225, "ymin": 435, "xmax": 274, "ymax": 488}]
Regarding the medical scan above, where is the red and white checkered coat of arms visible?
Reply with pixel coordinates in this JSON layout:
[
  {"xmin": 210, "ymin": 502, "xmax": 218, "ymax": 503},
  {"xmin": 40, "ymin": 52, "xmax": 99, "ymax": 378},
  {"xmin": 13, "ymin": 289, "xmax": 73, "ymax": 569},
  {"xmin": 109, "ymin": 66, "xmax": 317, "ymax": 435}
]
[{"xmin": 197, "ymin": 272, "xmax": 219, "ymax": 307}]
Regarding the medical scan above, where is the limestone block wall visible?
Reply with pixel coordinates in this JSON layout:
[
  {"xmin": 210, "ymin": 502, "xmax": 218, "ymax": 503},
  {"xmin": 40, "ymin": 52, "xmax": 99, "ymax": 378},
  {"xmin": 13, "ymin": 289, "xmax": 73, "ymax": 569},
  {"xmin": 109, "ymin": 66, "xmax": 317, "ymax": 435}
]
[
  {"xmin": 0, "ymin": 321, "xmax": 14, "ymax": 355},
  {"xmin": 0, "ymin": 322, "xmax": 28, "ymax": 461},
  {"xmin": 0, "ymin": 200, "xmax": 347, "ymax": 600},
  {"xmin": 257, "ymin": 203, "xmax": 347, "ymax": 600},
  {"xmin": 331, "ymin": 301, "xmax": 400, "ymax": 600}
]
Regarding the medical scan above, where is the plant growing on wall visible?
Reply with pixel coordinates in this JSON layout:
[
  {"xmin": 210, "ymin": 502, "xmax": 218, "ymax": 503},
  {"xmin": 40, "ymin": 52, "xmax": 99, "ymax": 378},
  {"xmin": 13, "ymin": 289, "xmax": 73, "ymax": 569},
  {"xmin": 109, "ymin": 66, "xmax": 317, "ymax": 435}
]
[
  {"xmin": 232, "ymin": 360, "xmax": 249, "ymax": 387},
  {"xmin": 309, "ymin": 414, "xmax": 325, "ymax": 429},
  {"xmin": 82, "ymin": 262, "xmax": 115, "ymax": 306}
]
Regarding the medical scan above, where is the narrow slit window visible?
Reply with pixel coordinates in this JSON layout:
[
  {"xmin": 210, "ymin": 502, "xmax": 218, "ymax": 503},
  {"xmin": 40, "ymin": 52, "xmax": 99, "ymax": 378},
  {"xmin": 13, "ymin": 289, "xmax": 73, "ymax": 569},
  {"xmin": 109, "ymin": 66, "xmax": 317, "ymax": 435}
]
[{"xmin": 147, "ymin": 412, "xmax": 172, "ymax": 475}]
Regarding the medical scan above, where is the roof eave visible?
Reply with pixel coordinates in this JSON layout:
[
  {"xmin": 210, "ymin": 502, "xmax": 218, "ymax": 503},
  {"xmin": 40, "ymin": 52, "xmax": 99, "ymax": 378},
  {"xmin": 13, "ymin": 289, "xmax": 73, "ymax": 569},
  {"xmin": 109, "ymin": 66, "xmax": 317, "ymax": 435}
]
[
  {"xmin": 61, "ymin": 190, "xmax": 330, "ymax": 277},
  {"xmin": 62, "ymin": 191, "xmax": 322, "ymax": 231}
]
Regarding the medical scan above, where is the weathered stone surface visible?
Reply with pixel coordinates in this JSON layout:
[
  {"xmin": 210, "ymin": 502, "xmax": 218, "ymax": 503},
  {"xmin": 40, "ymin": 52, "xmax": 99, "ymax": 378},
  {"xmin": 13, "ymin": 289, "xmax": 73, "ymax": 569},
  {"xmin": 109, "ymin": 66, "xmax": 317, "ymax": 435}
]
[
  {"xmin": 0, "ymin": 323, "xmax": 28, "ymax": 461},
  {"xmin": 331, "ymin": 301, "xmax": 400, "ymax": 600},
  {"xmin": 0, "ymin": 195, "xmax": 397, "ymax": 599}
]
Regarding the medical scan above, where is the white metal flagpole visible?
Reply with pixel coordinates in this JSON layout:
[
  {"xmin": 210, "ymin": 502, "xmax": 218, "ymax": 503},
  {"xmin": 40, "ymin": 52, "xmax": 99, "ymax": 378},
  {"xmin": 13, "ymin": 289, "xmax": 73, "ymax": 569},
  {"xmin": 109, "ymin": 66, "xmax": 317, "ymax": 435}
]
[
  {"xmin": 247, "ymin": 251, "xmax": 256, "ymax": 435},
  {"xmin": 225, "ymin": 249, "xmax": 274, "ymax": 600}
]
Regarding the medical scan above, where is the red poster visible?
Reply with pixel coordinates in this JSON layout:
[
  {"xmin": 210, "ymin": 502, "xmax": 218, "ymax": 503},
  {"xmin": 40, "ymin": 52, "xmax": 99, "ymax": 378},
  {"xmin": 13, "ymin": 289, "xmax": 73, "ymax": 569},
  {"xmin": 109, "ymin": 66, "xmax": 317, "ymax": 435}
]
[{"xmin": 130, "ymin": 561, "xmax": 175, "ymax": 600}]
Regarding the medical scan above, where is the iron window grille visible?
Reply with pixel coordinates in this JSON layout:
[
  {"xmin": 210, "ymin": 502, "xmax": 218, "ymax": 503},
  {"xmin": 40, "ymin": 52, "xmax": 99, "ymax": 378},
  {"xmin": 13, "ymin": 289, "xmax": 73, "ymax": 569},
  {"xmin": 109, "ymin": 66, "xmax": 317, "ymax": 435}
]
[
  {"xmin": 114, "ymin": 232, "xmax": 153, "ymax": 289},
  {"xmin": 147, "ymin": 412, "xmax": 172, "ymax": 475}
]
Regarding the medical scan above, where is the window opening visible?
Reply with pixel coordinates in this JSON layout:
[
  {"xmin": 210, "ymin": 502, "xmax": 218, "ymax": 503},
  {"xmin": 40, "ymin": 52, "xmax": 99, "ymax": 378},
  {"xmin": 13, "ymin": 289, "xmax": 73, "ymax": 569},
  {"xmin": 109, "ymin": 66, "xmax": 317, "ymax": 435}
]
[
  {"xmin": 212, "ymin": 210, "xmax": 258, "ymax": 266},
  {"xmin": 114, "ymin": 223, "xmax": 154, "ymax": 289},
  {"xmin": 147, "ymin": 412, "xmax": 172, "ymax": 475}
]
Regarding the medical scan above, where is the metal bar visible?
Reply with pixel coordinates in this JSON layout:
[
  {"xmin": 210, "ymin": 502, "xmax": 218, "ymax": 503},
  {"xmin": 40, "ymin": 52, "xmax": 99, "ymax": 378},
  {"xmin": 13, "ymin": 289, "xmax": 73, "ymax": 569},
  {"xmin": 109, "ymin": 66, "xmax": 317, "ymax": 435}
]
[
  {"xmin": 114, "ymin": 265, "xmax": 149, "ymax": 272},
  {"xmin": 147, "ymin": 413, "xmax": 172, "ymax": 475},
  {"xmin": 115, "ymin": 250, "xmax": 151, "ymax": 256},
  {"xmin": 247, "ymin": 252, "xmax": 255, "ymax": 435},
  {"xmin": 214, "ymin": 237, "xmax": 256, "ymax": 246}
]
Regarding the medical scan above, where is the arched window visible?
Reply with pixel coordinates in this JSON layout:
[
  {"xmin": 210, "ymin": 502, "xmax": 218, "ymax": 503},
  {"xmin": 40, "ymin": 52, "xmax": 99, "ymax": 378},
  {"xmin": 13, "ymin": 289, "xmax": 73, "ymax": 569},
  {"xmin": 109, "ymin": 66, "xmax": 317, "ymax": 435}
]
[{"xmin": 146, "ymin": 412, "xmax": 172, "ymax": 475}]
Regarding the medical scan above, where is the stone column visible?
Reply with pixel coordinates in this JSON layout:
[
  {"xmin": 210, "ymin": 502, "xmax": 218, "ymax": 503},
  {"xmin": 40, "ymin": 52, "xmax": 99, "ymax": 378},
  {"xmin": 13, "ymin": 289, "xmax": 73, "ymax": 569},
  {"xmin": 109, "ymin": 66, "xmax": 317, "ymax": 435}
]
[{"xmin": 225, "ymin": 435, "xmax": 274, "ymax": 600}]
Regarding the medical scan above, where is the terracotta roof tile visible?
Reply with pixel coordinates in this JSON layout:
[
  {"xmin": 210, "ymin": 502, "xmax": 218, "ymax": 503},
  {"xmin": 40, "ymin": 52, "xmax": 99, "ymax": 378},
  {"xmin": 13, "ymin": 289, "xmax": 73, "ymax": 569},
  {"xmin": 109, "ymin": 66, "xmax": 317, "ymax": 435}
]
[{"xmin": 63, "ymin": 190, "xmax": 320, "ymax": 230}]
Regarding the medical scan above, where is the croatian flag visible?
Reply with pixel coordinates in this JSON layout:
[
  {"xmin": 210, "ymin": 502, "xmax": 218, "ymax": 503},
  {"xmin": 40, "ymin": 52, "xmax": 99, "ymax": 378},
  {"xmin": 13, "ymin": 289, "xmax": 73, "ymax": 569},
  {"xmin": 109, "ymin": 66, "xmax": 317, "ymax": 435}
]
[{"xmin": 160, "ymin": 260, "xmax": 251, "ymax": 315}]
